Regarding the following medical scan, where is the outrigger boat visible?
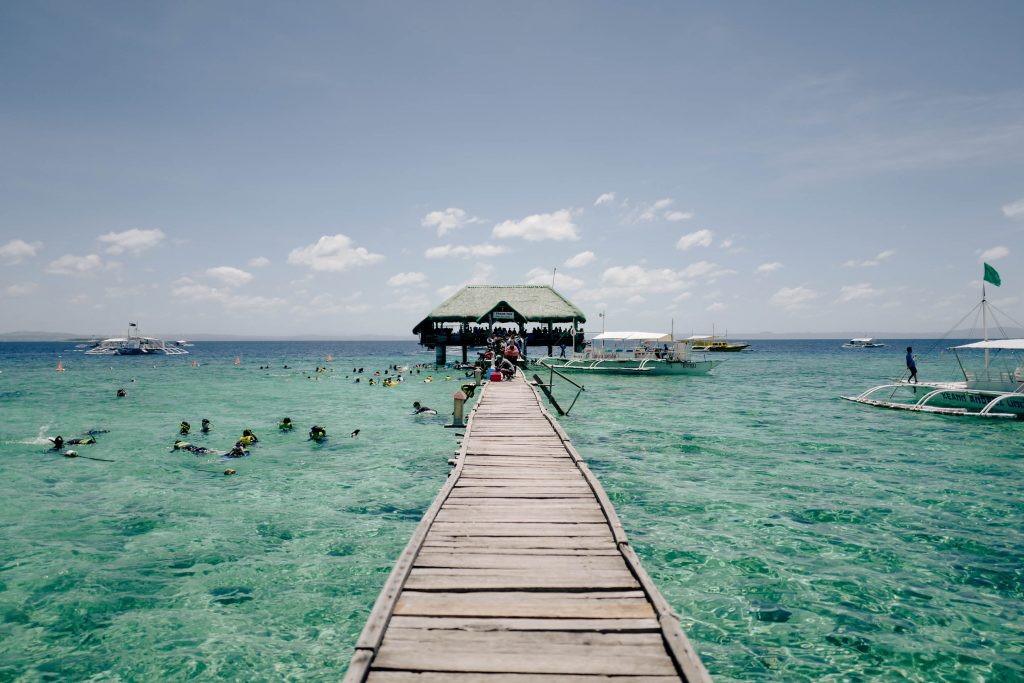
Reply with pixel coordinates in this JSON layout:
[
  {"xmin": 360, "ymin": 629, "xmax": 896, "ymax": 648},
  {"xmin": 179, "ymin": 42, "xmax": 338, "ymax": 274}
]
[
  {"xmin": 843, "ymin": 264, "xmax": 1023, "ymax": 419},
  {"xmin": 843, "ymin": 337, "xmax": 885, "ymax": 348},
  {"xmin": 84, "ymin": 323, "xmax": 189, "ymax": 356},
  {"xmin": 534, "ymin": 331, "xmax": 723, "ymax": 375}
]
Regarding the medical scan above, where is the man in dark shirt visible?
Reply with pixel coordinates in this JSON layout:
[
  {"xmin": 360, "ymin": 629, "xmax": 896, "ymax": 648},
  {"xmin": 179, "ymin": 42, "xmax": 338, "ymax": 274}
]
[{"xmin": 905, "ymin": 347, "xmax": 918, "ymax": 383}]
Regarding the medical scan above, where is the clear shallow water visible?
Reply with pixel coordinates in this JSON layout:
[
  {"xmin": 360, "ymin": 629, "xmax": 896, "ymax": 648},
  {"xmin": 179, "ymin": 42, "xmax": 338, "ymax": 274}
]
[{"xmin": 0, "ymin": 340, "xmax": 1021, "ymax": 681}]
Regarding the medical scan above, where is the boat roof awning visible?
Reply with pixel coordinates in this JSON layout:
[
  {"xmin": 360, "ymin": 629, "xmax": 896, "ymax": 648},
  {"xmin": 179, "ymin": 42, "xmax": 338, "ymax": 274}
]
[
  {"xmin": 850, "ymin": 337, "xmax": 876, "ymax": 342},
  {"xmin": 953, "ymin": 339, "xmax": 1024, "ymax": 350},
  {"xmin": 594, "ymin": 331, "xmax": 673, "ymax": 342},
  {"xmin": 685, "ymin": 335, "xmax": 713, "ymax": 341}
]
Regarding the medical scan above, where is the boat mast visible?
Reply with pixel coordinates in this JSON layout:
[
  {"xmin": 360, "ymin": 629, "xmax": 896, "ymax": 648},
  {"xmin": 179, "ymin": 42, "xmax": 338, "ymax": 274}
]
[{"xmin": 983, "ymin": 283, "xmax": 989, "ymax": 370}]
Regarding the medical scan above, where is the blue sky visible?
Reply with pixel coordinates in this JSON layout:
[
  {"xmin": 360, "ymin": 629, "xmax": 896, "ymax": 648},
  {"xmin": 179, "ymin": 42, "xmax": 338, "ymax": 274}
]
[{"xmin": 1, "ymin": 1, "xmax": 1022, "ymax": 337}]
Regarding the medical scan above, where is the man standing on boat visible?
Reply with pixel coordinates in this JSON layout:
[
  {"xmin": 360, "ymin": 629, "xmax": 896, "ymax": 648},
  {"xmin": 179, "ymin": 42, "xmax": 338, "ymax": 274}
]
[{"xmin": 905, "ymin": 346, "xmax": 918, "ymax": 383}]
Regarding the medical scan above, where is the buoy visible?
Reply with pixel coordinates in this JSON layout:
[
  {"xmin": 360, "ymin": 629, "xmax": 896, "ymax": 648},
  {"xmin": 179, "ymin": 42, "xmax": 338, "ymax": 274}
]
[
  {"xmin": 234, "ymin": 356, "xmax": 241, "ymax": 365},
  {"xmin": 63, "ymin": 450, "xmax": 78, "ymax": 458},
  {"xmin": 224, "ymin": 469, "xmax": 236, "ymax": 476},
  {"xmin": 56, "ymin": 360, "xmax": 65, "ymax": 372}
]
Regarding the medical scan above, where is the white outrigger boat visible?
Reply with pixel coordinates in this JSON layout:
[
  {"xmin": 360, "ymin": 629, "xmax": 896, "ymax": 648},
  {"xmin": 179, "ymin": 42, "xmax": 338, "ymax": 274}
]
[
  {"xmin": 84, "ymin": 324, "xmax": 189, "ymax": 356},
  {"xmin": 843, "ymin": 337, "xmax": 885, "ymax": 348},
  {"xmin": 535, "ymin": 331, "xmax": 723, "ymax": 375},
  {"xmin": 843, "ymin": 267, "xmax": 1023, "ymax": 419}
]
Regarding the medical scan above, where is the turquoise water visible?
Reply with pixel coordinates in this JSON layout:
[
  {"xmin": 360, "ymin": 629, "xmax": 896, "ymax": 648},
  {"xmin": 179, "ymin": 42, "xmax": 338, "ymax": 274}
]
[{"xmin": 1, "ymin": 340, "xmax": 1021, "ymax": 681}]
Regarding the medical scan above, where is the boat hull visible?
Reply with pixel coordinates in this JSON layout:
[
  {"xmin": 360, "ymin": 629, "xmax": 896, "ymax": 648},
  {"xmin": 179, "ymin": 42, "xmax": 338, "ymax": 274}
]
[
  {"xmin": 843, "ymin": 382, "xmax": 1024, "ymax": 418},
  {"xmin": 535, "ymin": 357, "xmax": 722, "ymax": 375}
]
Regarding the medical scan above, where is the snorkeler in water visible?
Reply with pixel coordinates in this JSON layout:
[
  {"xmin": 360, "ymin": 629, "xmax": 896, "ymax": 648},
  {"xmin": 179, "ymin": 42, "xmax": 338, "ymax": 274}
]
[
  {"xmin": 412, "ymin": 401, "xmax": 437, "ymax": 415},
  {"xmin": 242, "ymin": 429, "xmax": 258, "ymax": 442},
  {"xmin": 201, "ymin": 419, "xmax": 212, "ymax": 433},
  {"xmin": 179, "ymin": 421, "xmax": 191, "ymax": 435},
  {"xmin": 309, "ymin": 425, "xmax": 327, "ymax": 441},
  {"xmin": 225, "ymin": 444, "xmax": 248, "ymax": 458},
  {"xmin": 49, "ymin": 435, "xmax": 65, "ymax": 450},
  {"xmin": 279, "ymin": 417, "xmax": 294, "ymax": 431},
  {"xmin": 174, "ymin": 440, "xmax": 215, "ymax": 454}
]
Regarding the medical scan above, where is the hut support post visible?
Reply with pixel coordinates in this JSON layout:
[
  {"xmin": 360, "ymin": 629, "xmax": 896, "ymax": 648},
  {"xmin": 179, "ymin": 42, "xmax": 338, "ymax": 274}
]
[{"xmin": 547, "ymin": 321, "xmax": 553, "ymax": 356}]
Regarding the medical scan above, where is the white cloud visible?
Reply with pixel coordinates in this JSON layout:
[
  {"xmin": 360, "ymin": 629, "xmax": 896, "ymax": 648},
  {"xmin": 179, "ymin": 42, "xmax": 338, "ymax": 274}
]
[
  {"xmin": 978, "ymin": 245, "xmax": 1010, "ymax": 262},
  {"xmin": 295, "ymin": 292, "xmax": 370, "ymax": 317},
  {"xmin": 384, "ymin": 293, "xmax": 432, "ymax": 311},
  {"xmin": 837, "ymin": 283, "xmax": 883, "ymax": 302},
  {"xmin": 422, "ymin": 207, "xmax": 481, "ymax": 236},
  {"xmin": 601, "ymin": 265, "xmax": 692, "ymax": 293},
  {"xmin": 0, "ymin": 239, "xmax": 42, "ymax": 264},
  {"xmin": 493, "ymin": 209, "xmax": 580, "ymax": 241},
  {"xmin": 770, "ymin": 286, "xmax": 818, "ymax": 310},
  {"xmin": 1002, "ymin": 198, "xmax": 1024, "ymax": 218},
  {"xmin": 706, "ymin": 302, "xmax": 725, "ymax": 311},
  {"xmin": 46, "ymin": 254, "xmax": 106, "ymax": 275},
  {"xmin": 665, "ymin": 211, "xmax": 693, "ymax": 222},
  {"xmin": 5, "ymin": 282, "xmax": 37, "ymax": 297},
  {"xmin": 387, "ymin": 271, "xmax": 427, "ymax": 287},
  {"xmin": 206, "ymin": 266, "xmax": 254, "ymax": 287},
  {"xmin": 843, "ymin": 249, "xmax": 896, "ymax": 267},
  {"xmin": 626, "ymin": 295, "xmax": 646, "ymax": 305},
  {"xmin": 248, "ymin": 256, "xmax": 270, "ymax": 268},
  {"xmin": 594, "ymin": 192, "xmax": 616, "ymax": 207},
  {"xmin": 436, "ymin": 263, "xmax": 495, "ymax": 300},
  {"xmin": 287, "ymin": 234, "xmax": 384, "ymax": 272},
  {"xmin": 172, "ymin": 279, "xmax": 287, "ymax": 313},
  {"xmin": 425, "ymin": 243, "xmax": 508, "ymax": 259},
  {"xmin": 755, "ymin": 261, "xmax": 784, "ymax": 274},
  {"xmin": 675, "ymin": 229, "xmax": 714, "ymax": 251},
  {"xmin": 97, "ymin": 228, "xmax": 165, "ymax": 255},
  {"xmin": 673, "ymin": 292, "xmax": 693, "ymax": 302},
  {"xmin": 524, "ymin": 267, "xmax": 584, "ymax": 291},
  {"xmin": 719, "ymin": 238, "xmax": 734, "ymax": 249},
  {"xmin": 633, "ymin": 198, "xmax": 675, "ymax": 223},
  {"xmin": 564, "ymin": 251, "xmax": 596, "ymax": 268}
]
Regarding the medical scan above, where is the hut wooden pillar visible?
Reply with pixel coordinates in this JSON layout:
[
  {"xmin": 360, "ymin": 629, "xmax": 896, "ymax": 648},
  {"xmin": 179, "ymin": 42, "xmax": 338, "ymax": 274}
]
[{"xmin": 547, "ymin": 321, "xmax": 553, "ymax": 356}]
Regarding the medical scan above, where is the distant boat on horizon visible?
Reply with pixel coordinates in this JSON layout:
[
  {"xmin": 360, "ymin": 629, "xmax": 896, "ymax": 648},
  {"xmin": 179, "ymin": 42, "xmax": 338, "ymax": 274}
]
[{"xmin": 83, "ymin": 323, "xmax": 189, "ymax": 356}]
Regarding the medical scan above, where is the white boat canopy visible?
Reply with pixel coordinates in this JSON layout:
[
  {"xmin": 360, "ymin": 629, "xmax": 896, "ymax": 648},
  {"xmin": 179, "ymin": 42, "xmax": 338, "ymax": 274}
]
[
  {"xmin": 594, "ymin": 331, "xmax": 673, "ymax": 342},
  {"xmin": 849, "ymin": 337, "xmax": 876, "ymax": 342},
  {"xmin": 685, "ymin": 335, "xmax": 714, "ymax": 341},
  {"xmin": 953, "ymin": 339, "xmax": 1024, "ymax": 350}
]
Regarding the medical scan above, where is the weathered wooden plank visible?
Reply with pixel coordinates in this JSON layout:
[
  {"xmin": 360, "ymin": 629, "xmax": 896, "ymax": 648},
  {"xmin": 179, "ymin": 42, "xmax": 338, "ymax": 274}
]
[
  {"xmin": 394, "ymin": 591, "xmax": 656, "ymax": 619},
  {"xmin": 434, "ymin": 510, "xmax": 606, "ymax": 524},
  {"xmin": 423, "ymin": 535, "xmax": 617, "ymax": 550},
  {"xmin": 372, "ymin": 646, "xmax": 676, "ymax": 676},
  {"xmin": 368, "ymin": 673, "xmax": 678, "ymax": 683},
  {"xmin": 386, "ymin": 615, "xmax": 661, "ymax": 633},
  {"xmin": 418, "ymin": 546, "xmax": 621, "ymax": 556},
  {"xmin": 404, "ymin": 569, "xmax": 640, "ymax": 591},
  {"xmin": 413, "ymin": 552, "xmax": 629, "ymax": 570},
  {"xmin": 428, "ymin": 522, "xmax": 612, "ymax": 537}
]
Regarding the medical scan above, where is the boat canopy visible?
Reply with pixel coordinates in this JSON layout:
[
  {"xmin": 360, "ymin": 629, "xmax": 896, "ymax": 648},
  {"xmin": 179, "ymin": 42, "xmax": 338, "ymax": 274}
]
[
  {"xmin": 594, "ymin": 331, "xmax": 673, "ymax": 342},
  {"xmin": 953, "ymin": 339, "xmax": 1024, "ymax": 350},
  {"xmin": 685, "ymin": 335, "xmax": 714, "ymax": 341},
  {"xmin": 849, "ymin": 337, "xmax": 876, "ymax": 342}
]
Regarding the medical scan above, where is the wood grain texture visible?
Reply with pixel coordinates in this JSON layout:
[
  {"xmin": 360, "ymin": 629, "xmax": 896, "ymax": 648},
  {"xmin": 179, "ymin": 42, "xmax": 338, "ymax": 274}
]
[{"xmin": 345, "ymin": 374, "xmax": 710, "ymax": 683}]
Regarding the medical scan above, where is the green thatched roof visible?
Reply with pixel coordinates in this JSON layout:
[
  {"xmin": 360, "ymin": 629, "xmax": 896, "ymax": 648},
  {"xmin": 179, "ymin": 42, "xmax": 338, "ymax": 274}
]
[{"xmin": 413, "ymin": 285, "xmax": 587, "ymax": 333}]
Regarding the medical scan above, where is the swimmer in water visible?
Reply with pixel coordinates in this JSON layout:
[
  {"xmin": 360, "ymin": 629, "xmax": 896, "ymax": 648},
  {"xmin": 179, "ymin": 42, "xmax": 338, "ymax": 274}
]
[
  {"xmin": 179, "ymin": 421, "xmax": 191, "ymax": 435},
  {"xmin": 174, "ymin": 440, "xmax": 215, "ymax": 454},
  {"xmin": 49, "ymin": 435, "xmax": 65, "ymax": 450},
  {"xmin": 350, "ymin": 429, "xmax": 360, "ymax": 438},
  {"xmin": 309, "ymin": 425, "xmax": 327, "ymax": 441},
  {"xmin": 242, "ymin": 429, "xmax": 258, "ymax": 443},
  {"xmin": 412, "ymin": 401, "xmax": 437, "ymax": 415},
  {"xmin": 279, "ymin": 417, "xmax": 294, "ymax": 431},
  {"xmin": 116, "ymin": 388, "xmax": 127, "ymax": 397},
  {"xmin": 225, "ymin": 444, "xmax": 248, "ymax": 458},
  {"xmin": 66, "ymin": 436, "xmax": 96, "ymax": 445},
  {"xmin": 201, "ymin": 418, "xmax": 212, "ymax": 433}
]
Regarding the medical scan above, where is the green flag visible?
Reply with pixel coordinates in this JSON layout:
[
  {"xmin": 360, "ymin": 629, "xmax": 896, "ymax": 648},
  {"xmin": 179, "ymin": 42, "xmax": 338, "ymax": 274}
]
[{"xmin": 983, "ymin": 263, "xmax": 1001, "ymax": 287}]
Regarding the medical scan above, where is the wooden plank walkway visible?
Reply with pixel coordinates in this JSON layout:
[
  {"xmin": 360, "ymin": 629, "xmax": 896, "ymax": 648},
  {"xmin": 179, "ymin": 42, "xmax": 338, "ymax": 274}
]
[{"xmin": 344, "ymin": 374, "xmax": 711, "ymax": 682}]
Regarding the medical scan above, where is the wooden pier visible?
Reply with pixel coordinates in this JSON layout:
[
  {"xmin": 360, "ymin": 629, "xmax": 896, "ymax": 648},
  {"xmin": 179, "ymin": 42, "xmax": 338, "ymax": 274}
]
[{"xmin": 344, "ymin": 374, "xmax": 711, "ymax": 682}]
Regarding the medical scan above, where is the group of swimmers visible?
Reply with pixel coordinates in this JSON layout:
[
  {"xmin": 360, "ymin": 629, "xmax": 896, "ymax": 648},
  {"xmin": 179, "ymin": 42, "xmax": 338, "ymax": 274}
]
[{"xmin": 48, "ymin": 431, "xmax": 106, "ymax": 457}]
